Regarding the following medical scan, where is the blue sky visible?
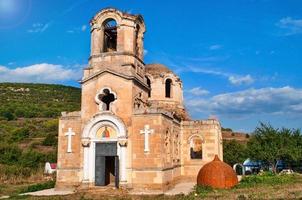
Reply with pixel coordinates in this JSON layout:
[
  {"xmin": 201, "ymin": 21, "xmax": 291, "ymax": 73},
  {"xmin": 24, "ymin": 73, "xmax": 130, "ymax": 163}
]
[{"xmin": 0, "ymin": 0, "xmax": 301, "ymax": 132}]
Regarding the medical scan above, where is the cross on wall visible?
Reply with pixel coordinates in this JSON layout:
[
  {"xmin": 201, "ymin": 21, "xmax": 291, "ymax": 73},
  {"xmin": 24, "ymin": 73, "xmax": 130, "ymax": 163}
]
[
  {"xmin": 65, "ymin": 128, "xmax": 75, "ymax": 153},
  {"xmin": 140, "ymin": 125, "xmax": 154, "ymax": 153}
]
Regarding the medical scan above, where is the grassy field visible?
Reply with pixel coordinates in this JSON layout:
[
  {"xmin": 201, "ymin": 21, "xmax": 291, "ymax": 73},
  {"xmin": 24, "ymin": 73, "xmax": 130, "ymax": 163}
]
[{"xmin": 1, "ymin": 173, "xmax": 302, "ymax": 199}]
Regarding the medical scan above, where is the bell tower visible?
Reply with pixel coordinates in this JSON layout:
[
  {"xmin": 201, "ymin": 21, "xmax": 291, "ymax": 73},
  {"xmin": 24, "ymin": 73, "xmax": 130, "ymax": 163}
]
[{"xmin": 83, "ymin": 8, "xmax": 146, "ymax": 82}]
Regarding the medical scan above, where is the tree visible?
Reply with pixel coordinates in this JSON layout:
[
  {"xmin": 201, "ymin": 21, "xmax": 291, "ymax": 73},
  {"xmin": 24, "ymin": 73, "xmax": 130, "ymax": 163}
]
[
  {"xmin": 247, "ymin": 123, "xmax": 302, "ymax": 172},
  {"xmin": 223, "ymin": 140, "xmax": 247, "ymax": 166}
]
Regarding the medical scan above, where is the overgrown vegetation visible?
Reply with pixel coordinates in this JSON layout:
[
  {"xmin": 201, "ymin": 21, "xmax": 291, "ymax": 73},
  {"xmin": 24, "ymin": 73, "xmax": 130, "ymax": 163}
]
[
  {"xmin": 247, "ymin": 123, "xmax": 302, "ymax": 172},
  {"xmin": 0, "ymin": 83, "xmax": 81, "ymax": 184},
  {"xmin": 0, "ymin": 83, "xmax": 80, "ymax": 120},
  {"xmin": 191, "ymin": 174, "xmax": 302, "ymax": 199},
  {"xmin": 223, "ymin": 140, "xmax": 247, "ymax": 167},
  {"xmin": 223, "ymin": 123, "xmax": 302, "ymax": 172},
  {"xmin": 237, "ymin": 172, "xmax": 300, "ymax": 188}
]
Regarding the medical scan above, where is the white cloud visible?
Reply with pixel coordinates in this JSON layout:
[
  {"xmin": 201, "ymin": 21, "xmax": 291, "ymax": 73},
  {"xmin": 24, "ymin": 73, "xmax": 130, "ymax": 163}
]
[
  {"xmin": 187, "ymin": 87, "xmax": 209, "ymax": 96},
  {"xmin": 0, "ymin": 65, "xmax": 8, "ymax": 72},
  {"xmin": 27, "ymin": 23, "xmax": 50, "ymax": 33},
  {"xmin": 188, "ymin": 67, "xmax": 254, "ymax": 86},
  {"xmin": 144, "ymin": 49, "xmax": 148, "ymax": 56},
  {"xmin": 209, "ymin": 44, "xmax": 222, "ymax": 50},
  {"xmin": 186, "ymin": 86, "xmax": 302, "ymax": 117},
  {"xmin": 67, "ymin": 24, "xmax": 88, "ymax": 34},
  {"xmin": 0, "ymin": 63, "xmax": 82, "ymax": 83},
  {"xmin": 228, "ymin": 75, "xmax": 254, "ymax": 85},
  {"xmin": 81, "ymin": 25, "xmax": 87, "ymax": 31},
  {"xmin": 277, "ymin": 17, "xmax": 302, "ymax": 35}
]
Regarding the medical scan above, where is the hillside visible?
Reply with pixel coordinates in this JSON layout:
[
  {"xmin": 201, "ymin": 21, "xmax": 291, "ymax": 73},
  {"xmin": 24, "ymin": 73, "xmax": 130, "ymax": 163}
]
[
  {"xmin": 0, "ymin": 83, "xmax": 81, "ymax": 185},
  {"xmin": 222, "ymin": 131, "xmax": 250, "ymax": 144},
  {"xmin": 0, "ymin": 83, "xmax": 81, "ymax": 120}
]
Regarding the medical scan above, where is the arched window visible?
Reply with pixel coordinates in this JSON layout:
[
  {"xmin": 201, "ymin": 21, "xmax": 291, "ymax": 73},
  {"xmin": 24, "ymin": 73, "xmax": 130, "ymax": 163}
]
[
  {"xmin": 103, "ymin": 19, "xmax": 117, "ymax": 52},
  {"xmin": 165, "ymin": 79, "xmax": 172, "ymax": 98},
  {"xmin": 146, "ymin": 77, "xmax": 151, "ymax": 97},
  {"xmin": 189, "ymin": 136, "xmax": 203, "ymax": 159}
]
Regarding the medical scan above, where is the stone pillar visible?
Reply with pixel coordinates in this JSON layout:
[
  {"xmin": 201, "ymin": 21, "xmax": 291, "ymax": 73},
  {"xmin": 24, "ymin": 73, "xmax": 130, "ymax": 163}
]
[
  {"xmin": 119, "ymin": 139, "xmax": 127, "ymax": 183},
  {"xmin": 82, "ymin": 139, "xmax": 90, "ymax": 182},
  {"xmin": 90, "ymin": 25, "xmax": 103, "ymax": 56}
]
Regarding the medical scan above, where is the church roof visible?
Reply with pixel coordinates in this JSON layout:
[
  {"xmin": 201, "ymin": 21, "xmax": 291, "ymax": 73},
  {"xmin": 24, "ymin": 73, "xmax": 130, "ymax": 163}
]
[
  {"xmin": 197, "ymin": 155, "xmax": 238, "ymax": 189},
  {"xmin": 145, "ymin": 63, "xmax": 173, "ymax": 76}
]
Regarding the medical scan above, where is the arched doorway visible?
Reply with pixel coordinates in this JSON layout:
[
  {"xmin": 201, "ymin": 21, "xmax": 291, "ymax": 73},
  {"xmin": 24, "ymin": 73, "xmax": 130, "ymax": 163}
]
[{"xmin": 82, "ymin": 113, "xmax": 127, "ymax": 187}]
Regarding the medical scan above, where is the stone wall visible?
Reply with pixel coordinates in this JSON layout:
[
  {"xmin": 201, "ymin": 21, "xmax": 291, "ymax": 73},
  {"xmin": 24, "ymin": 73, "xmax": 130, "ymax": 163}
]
[
  {"xmin": 130, "ymin": 112, "xmax": 181, "ymax": 191},
  {"xmin": 56, "ymin": 111, "xmax": 83, "ymax": 188},
  {"xmin": 181, "ymin": 119, "xmax": 223, "ymax": 179}
]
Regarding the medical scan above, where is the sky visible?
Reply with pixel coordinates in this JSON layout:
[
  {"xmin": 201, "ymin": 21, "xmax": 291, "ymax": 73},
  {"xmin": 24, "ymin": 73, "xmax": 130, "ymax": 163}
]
[{"xmin": 0, "ymin": 0, "xmax": 301, "ymax": 132}]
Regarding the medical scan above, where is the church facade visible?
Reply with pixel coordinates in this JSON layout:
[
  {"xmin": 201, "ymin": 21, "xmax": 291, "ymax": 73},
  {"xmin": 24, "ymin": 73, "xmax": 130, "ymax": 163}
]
[{"xmin": 56, "ymin": 8, "xmax": 223, "ymax": 191}]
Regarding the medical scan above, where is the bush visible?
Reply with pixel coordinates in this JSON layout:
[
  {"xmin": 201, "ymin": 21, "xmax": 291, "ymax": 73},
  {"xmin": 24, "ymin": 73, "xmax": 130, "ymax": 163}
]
[
  {"xmin": 19, "ymin": 150, "xmax": 45, "ymax": 169},
  {"xmin": 43, "ymin": 119, "xmax": 58, "ymax": 132},
  {"xmin": 42, "ymin": 133, "xmax": 57, "ymax": 146},
  {"xmin": 10, "ymin": 128, "xmax": 30, "ymax": 142},
  {"xmin": 45, "ymin": 151, "xmax": 57, "ymax": 163},
  {"xmin": 0, "ymin": 165, "xmax": 32, "ymax": 179},
  {"xmin": 2, "ymin": 111, "xmax": 15, "ymax": 121},
  {"xmin": 0, "ymin": 144, "xmax": 22, "ymax": 165},
  {"xmin": 19, "ymin": 180, "xmax": 55, "ymax": 193},
  {"xmin": 223, "ymin": 140, "xmax": 247, "ymax": 166}
]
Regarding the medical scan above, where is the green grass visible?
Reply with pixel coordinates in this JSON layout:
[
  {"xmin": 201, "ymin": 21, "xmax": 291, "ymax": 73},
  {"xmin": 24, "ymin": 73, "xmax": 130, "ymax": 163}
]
[
  {"xmin": 236, "ymin": 172, "xmax": 301, "ymax": 188},
  {"xmin": 191, "ymin": 173, "xmax": 302, "ymax": 199},
  {"xmin": 18, "ymin": 180, "xmax": 56, "ymax": 194}
]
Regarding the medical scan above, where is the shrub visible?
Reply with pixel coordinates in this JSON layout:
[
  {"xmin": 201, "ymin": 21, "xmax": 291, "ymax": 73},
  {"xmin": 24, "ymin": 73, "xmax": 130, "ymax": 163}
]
[
  {"xmin": 42, "ymin": 134, "xmax": 57, "ymax": 146},
  {"xmin": 10, "ymin": 128, "xmax": 30, "ymax": 142},
  {"xmin": 19, "ymin": 180, "xmax": 56, "ymax": 193},
  {"xmin": 43, "ymin": 119, "xmax": 58, "ymax": 132},
  {"xmin": 19, "ymin": 150, "xmax": 45, "ymax": 169},
  {"xmin": 2, "ymin": 111, "xmax": 15, "ymax": 121},
  {"xmin": 0, "ymin": 144, "xmax": 22, "ymax": 165},
  {"xmin": 223, "ymin": 140, "xmax": 247, "ymax": 166},
  {"xmin": 45, "ymin": 151, "xmax": 57, "ymax": 163},
  {"xmin": 0, "ymin": 165, "xmax": 32, "ymax": 179}
]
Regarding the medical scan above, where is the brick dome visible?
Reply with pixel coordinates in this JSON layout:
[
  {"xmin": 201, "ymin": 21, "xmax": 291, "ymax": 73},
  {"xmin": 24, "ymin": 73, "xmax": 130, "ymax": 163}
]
[
  {"xmin": 197, "ymin": 155, "xmax": 238, "ymax": 189},
  {"xmin": 145, "ymin": 63, "xmax": 175, "ymax": 78}
]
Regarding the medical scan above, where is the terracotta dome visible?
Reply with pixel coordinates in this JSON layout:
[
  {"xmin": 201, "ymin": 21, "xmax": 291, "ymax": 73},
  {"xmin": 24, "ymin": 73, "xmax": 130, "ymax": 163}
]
[
  {"xmin": 197, "ymin": 155, "xmax": 238, "ymax": 189},
  {"xmin": 145, "ymin": 63, "xmax": 173, "ymax": 77}
]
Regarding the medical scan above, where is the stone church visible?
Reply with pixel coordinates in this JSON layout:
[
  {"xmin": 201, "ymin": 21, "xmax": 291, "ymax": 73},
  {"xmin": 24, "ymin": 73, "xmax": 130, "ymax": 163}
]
[{"xmin": 56, "ymin": 8, "xmax": 223, "ymax": 191}]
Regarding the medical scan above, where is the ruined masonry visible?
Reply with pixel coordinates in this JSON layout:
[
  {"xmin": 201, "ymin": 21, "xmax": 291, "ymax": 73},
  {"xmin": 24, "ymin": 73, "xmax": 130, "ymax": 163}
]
[{"xmin": 56, "ymin": 8, "xmax": 223, "ymax": 192}]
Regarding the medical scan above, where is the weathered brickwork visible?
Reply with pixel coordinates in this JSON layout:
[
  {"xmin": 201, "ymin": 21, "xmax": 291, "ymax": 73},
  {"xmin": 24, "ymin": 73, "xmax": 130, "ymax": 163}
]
[{"xmin": 56, "ymin": 8, "xmax": 223, "ymax": 192}]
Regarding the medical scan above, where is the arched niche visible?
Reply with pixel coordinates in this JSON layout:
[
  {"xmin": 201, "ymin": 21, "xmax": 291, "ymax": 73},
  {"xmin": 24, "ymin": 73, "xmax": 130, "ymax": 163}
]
[
  {"xmin": 188, "ymin": 134, "xmax": 204, "ymax": 160},
  {"xmin": 145, "ymin": 76, "xmax": 152, "ymax": 97},
  {"xmin": 165, "ymin": 78, "xmax": 172, "ymax": 98}
]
